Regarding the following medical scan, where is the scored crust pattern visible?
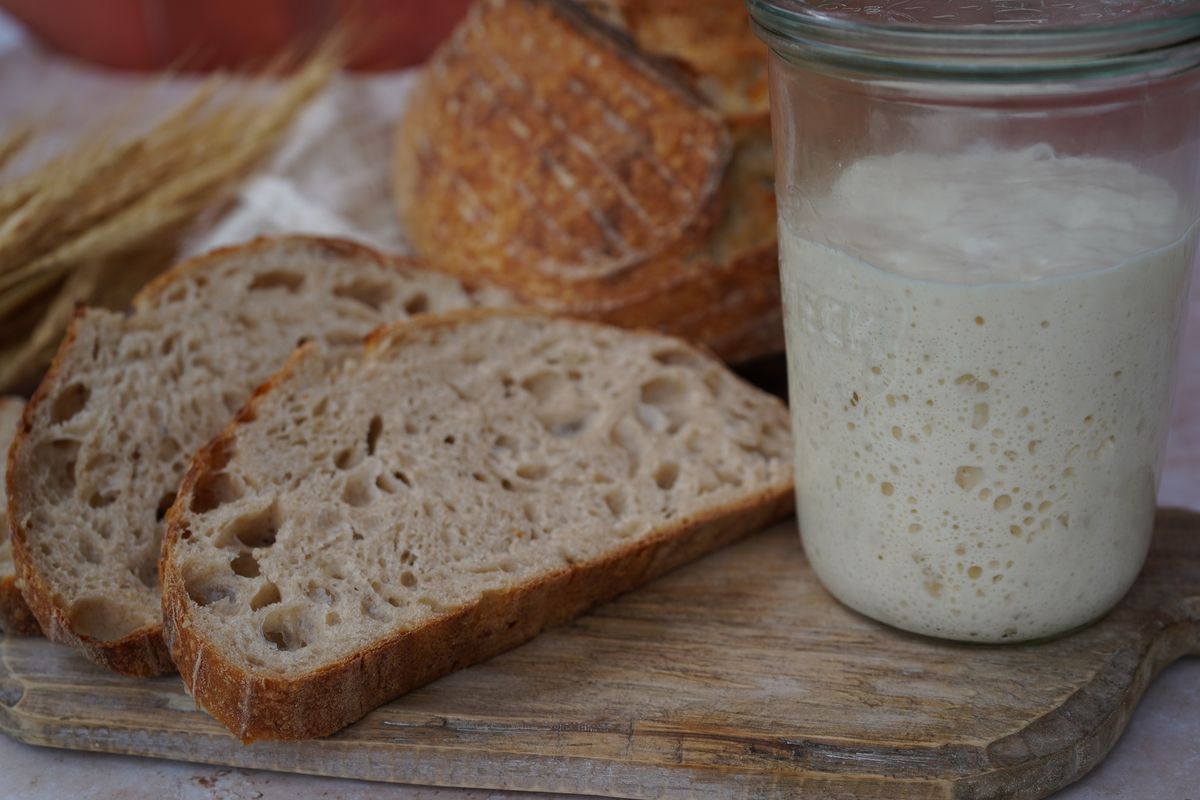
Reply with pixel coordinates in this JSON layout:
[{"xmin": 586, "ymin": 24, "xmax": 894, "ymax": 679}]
[{"xmin": 395, "ymin": 0, "xmax": 730, "ymax": 288}]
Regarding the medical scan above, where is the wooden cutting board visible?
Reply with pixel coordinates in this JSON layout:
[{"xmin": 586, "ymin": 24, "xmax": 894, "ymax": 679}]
[{"xmin": 2, "ymin": 509, "xmax": 1197, "ymax": 800}]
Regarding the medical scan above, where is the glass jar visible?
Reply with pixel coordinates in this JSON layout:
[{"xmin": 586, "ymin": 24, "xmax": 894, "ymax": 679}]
[{"xmin": 748, "ymin": 0, "xmax": 1200, "ymax": 642}]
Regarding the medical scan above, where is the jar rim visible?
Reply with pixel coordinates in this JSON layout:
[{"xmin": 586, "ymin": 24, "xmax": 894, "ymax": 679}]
[{"xmin": 747, "ymin": 0, "xmax": 1200, "ymax": 81}]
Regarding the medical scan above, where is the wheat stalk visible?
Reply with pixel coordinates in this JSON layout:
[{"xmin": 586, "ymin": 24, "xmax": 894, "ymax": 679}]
[
  {"xmin": 0, "ymin": 42, "xmax": 339, "ymax": 390},
  {"xmin": 0, "ymin": 125, "xmax": 32, "ymax": 174}
]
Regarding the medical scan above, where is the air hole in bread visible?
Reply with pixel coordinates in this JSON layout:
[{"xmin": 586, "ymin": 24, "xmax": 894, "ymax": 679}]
[
  {"xmin": 51, "ymin": 383, "xmax": 89, "ymax": 423},
  {"xmin": 361, "ymin": 596, "xmax": 388, "ymax": 622},
  {"xmin": 703, "ymin": 370, "xmax": 723, "ymax": 397},
  {"xmin": 758, "ymin": 423, "xmax": 789, "ymax": 458},
  {"xmin": 207, "ymin": 437, "xmax": 236, "ymax": 470},
  {"xmin": 184, "ymin": 573, "xmax": 234, "ymax": 608},
  {"xmin": 251, "ymin": 581, "xmax": 282, "ymax": 611},
  {"xmin": 640, "ymin": 377, "xmax": 688, "ymax": 426},
  {"xmin": 33, "ymin": 438, "xmax": 81, "ymax": 501},
  {"xmin": 652, "ymin": 348, "xmax": 704, "ymax": 368},
  {"xmin": 654, "ymin": 461, "xmax": 679, "ymax": 491},
  {"xmin": 262, "ymin": 607, "xmax": 305, "ymax": 650},
  {"xmin": 635, "ymin": 403, "xmax": 668, "ymax": 432},
  {"xmin": 304, "ymin": 581, "xmax": 336, "ymax": 604},
  {"xmin": 68, "ymin": 597, "xmax": 141, "ymax": 641},
  {"xmin": 604, "ymin": 490, "xmax": 626, "ymax": 518},
  {"xmin": 400, "ymin": 549, "xmax": 416, "ymax": 565},
  {"xmin": 160, "ymin": 335, "xmax": 178, "ymax": 356},
  {"xmin": 403, "ymin": 292, "xmax": 430, "ymax": 315},
  {"xmin": 736, "ymin": 440, "xmax": 770, "ymax": 461},
  {"xmin": 351, "ymin": 528, "xmax": 364, "ymax": 541},
  {"xmin": 312, "ymin": 397, "xmax": 328, "ymax": 418},
  {"xmin": 333, "ymin": 278, "xmax": 394, "ymax": 312},
  {"xmin": 334, "ymin": 446, "xmax": 363, "ymax": 471},
  {"xmin": 342, "ymin": 475, "xmax": 373, "ymax": 507},
  {"xmin": 87, "ymin": 490, "xmax": 116, "ymax": 509},
  {"xmin": 516, "ymin": 463, "xmax": 548, "ymax": 481},
  {"xmin": 135, "ymin": 560, "xmax": 158, "ymax": 589},
  {"xmin": 190, "ymin": 471, "xmax": 244, "ymax": 514},
  {"xmin": 216, "ymin": 503, "xmax": 279, "ymax": 549},
  {"xmin": 325, "ymin": 611, "xmax": 341, "ymax": 626},
  {"xmin": 493, "ymin": 433, "xmax": 515, "ymax": 453},
  {"xmin": 716, "ymin": 466, "xmax": 744, "ymax": 488},
  {"xmin": 79, "ymin": 538, "xmax": 101, "ymax": 564},
  {"xmin": 248, "ymin": 270, "xmax": 304, "ymax": 293},
  {"xmin": 548, "ymin": 416, "xmax": 588, "ymax": 437},
  {"xmin": 157, "ymin": 436, "xmax": 182, "ymax": 463},
  {"xmin": 500, "ymin": 478, "xmax": 514, "ymax": 491},
  {"xmin": 366, "ymin": 415, "xmax": 383, "ymax": 456},
  {"xmin": 521, "ymin": 371, "xmax": 565, "ymax": 402},
  {"xmin": 403, "ymin": 419, "xmax": 418, "ymax": 435},
  {"xmin": 400, "ymin": 570, "xmax": 418, "ymax": 588},
  {"xmin": 165, "ymin": 285, "xmax": 187, "ymax": 303},
  {"xmin": 230, "ymin": 551, "xmax": 261, "ymax": 578}
]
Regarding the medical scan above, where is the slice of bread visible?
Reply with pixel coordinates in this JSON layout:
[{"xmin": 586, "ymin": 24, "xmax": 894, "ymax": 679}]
[
  {"xmin": 394, "ymin": 0, "xmax": 782, "ymax": 365},
  {"xmin": 6, "ymin": 236, "xmax": 509, "ymax": 675},
  {"xmin": 161, "ymin": 311, "xmax": 793, "ymax": 741},
  {"xmin": 0, "ymin": 396, "xmax": 39, "ymax": 635}
]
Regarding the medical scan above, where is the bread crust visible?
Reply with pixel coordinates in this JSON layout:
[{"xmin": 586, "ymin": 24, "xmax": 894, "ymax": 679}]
[
  {"xmin": 5, "ymin": 236, "xmax": 503, "ymax": 675},
  {"xmin": 394, "ymin": 1, "xmax": 734, "ymax": 291},
  {"xmin": 0, "ymin": 575, "xmax": 40, "ymax": 636},
  {"xmin": 606, "ymin": 0, "xmax": 770, "ymax": 125},
  {"xmin": 393, "ymin": 0, "xmax": 781, "ymax": 364},
  {"xmin": 0, "ymin": 395, "xmax": 38, "ymax": 636},
  {"xmin": 161, "ymin": 309, "xmax": 794, "ymax": 741}
]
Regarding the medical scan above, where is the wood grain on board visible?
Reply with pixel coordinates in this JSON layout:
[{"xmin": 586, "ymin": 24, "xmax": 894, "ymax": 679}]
[{"xmin": 1, "ymin": 509, "xmax": 1197, "ymax": 800}]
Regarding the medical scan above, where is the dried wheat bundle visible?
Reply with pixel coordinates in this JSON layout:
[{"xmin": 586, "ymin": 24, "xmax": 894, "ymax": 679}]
[{"xmin": 0, "ymin": 45, "xmax": 339, "ymax": 392}]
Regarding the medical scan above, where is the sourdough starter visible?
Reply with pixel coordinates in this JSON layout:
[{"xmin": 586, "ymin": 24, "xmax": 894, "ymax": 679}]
[{"xmin": 781, "ymin": 145, "xmax": 1196, "ymax": 642}]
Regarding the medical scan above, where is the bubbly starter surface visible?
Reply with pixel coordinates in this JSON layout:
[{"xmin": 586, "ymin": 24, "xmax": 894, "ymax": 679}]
[{"xmin": 782, "ymin": 146, "xmax": 1196, "ymax": 642}]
